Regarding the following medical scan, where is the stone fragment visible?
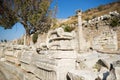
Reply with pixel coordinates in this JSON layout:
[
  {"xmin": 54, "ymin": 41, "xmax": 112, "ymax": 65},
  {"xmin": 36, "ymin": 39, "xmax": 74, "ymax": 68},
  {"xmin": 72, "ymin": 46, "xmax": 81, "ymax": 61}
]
[
  {"xmin": 4, "ymin": 50, "xmax": 14, "ymax": 56},
  {"xmin": 68, "ymin": 70, "xmax": 98, "ymax": 80},
  {"xmin": 115, "ymin": 67, "xmax": 120, "ymax": 80},
  {"xmin": 0, "ymin": 58, "xmax": 6, "ymax": 62},
  {"xmin": 113, "ymin": 60, "xmax": 120, "ymax": 67},
  {"xmin": 21, "ymin": 63, "xmax": 37, "ymax": 73},
  {"xmin": 106, "ymin": 64, "xmax": 116, "ymax": 80},
  {"xmin": 24, "ymin": 73, "xmax": 40, "ymax": 80},
  {"xmin": 98, "ymin": 67, "xmax": 109, "ymax": 80},
  {"xmin": 5, "ymin": 56, "xmax": 19, "ymax": 64}
]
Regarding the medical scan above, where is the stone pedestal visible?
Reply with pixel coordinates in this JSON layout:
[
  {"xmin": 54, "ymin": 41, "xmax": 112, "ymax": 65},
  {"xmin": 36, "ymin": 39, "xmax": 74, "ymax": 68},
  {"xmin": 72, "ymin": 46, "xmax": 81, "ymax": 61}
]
[{"xmin": 53, "ymin": 51, "xmax": 77, "ymax": 80}]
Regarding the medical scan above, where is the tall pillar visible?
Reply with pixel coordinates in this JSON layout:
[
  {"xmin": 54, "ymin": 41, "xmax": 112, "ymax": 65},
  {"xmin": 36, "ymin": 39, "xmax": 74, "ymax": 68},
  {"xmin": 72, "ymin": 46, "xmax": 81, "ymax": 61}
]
[
  {"xmin": 76, "ymin": 10, "xmax": 86, "ymax": 52},
  {"xmin": 24, "ymin": 34, "xmax": 26, "ymax": 45}
]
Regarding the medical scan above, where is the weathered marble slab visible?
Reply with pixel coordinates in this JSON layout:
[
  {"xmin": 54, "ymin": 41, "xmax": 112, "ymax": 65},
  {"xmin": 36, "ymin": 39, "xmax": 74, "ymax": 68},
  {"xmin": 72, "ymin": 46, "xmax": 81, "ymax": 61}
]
[
  {"xmin": 35, "ymin": 61, "xmax": 56, "ymax": 71},
  {"xmin": 20, "ymin": 51, "xmax": 33, "ymax": 64},
  {"xmin": 5, "ymin": 56, "xmax": 19, "ymax": 64},
  {"xmin": 33, "ymin": 68, "xmax": 44, "ymax": 79},
  {"xmin": 68, "ymin": 70, "xmax": 98, "ymax": 80},
  {"xmin": 24, "ymin": 73, "xmax": 39, "ymax": 80},
  {"xmin": 21, "ymin": 63, "xmax": 37, "ymax": 73},
  {"xmin": 33, "ymin": 53, "xmax": 57, "ymax": 65},
  {"xmin": 4, "ymin": 50, "xmax": 14, "ymax": 56},
  {"xmin": 115, "ymin": 67, "xmax": 120, "ymax": 80},
  {"xmin": 33, "ymin": 68, "xmax": 56, "ymax": 80},
  {"xmin": 52, "ymin": 51, "xmax": 77, "ymax": 59},
  {"xmin": 0, "ymin": 62, "xmax": 24, "ymax": 80}
]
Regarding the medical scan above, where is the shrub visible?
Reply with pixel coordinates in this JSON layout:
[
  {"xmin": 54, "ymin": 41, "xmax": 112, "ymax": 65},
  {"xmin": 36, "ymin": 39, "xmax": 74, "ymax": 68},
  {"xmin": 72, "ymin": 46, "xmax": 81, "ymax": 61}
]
[
  {"xmin": 4, "ymin": 39, "xmax": 7, "ymax": 43},
  {"xmin": 1, "ymin": 40, "xmax": 3, "ymax": 42},
  {"xmin": 63, "ymin": 25, "xmax": 75, "ymax": 32},
  {"xmin": 97, "ymin": 5, "xmax": 103, "ymax": 11},
  {"xmin": 92, "ymin": 15, "xmax": 96, "ymax": 19},
  {"xmin": 32, "ymin": 33, "xmax": 38, "ymax": 44},
  {"xmin": 110, "ymin": 17, "xmax": 120, "ymax": 27},
  {"xmin": 85, "ymin": 17, "xmax": 90, "ymax": 21}
]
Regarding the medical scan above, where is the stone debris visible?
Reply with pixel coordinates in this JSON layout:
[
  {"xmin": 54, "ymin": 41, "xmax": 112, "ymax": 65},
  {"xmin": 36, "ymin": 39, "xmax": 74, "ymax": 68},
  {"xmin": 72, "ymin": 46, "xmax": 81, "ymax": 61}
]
[{"xmin": 106, "ymin": 64, "xmax": 117, "ymax": 80}]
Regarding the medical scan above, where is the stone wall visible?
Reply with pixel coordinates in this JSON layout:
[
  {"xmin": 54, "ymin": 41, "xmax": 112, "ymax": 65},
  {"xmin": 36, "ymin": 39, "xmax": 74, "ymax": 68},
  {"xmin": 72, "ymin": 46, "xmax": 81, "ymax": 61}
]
[
  {"xmin": 82, "ymin": 11, "xmax": 119, "ymax": 51},
  {"xmin": 0, "ymin": 28, "xmax": 77, "ymax": 80},
  {"xmin": 92, "ymin": 26, "xmax": 118, "ymax": 51}
]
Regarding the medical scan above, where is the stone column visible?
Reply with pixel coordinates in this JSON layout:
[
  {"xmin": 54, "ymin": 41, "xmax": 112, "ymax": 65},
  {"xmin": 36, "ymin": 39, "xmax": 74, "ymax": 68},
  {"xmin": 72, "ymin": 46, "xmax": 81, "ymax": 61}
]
[
  {"xmin": 24, "ymin": 34, "xmax": 26, "ymax": 45},
  {"xmin": 112, "ymin": 29, "xmax": 118, "ymax": 51},
  {"xmin": 77, "ymin": 10, "xmax": 86, "ymax": 52}
]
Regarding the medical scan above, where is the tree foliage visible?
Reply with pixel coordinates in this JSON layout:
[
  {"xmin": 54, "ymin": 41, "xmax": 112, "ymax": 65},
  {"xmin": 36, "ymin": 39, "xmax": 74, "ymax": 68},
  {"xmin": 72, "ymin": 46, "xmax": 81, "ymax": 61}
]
[
  {"xmin": 0, "ymin": 0, "xmax": 17, "ymax": 29},
  {"xmin": 0, "ymin": 0, "xmax": 52, "ymax": 35}
]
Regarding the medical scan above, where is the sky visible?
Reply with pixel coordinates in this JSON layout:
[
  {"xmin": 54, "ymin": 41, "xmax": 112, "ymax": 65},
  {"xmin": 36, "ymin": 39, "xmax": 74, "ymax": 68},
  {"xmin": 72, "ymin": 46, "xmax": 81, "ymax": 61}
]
[
  {"xmin": 0, "ymin": 23, "xmax": 25, "ymax": 41},
  {"xmin": 54, "ymin": 0, "xmax": 118, "ymax": 18},
  {"xmin": 0, "ymin": 0, "xmax": 118, "ymax": 41}
]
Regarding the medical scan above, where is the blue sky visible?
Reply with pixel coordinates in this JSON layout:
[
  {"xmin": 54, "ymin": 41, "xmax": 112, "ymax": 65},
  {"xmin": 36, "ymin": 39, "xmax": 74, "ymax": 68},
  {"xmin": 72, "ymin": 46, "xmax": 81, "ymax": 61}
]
[
  {"xmin": 0, "ymin": 22, "xmax": 25, "ymax": 41},
  {"xmin": 0, "ymin": 0, "xmax": 118, "ymax": 41},
  {"xmin": 53, "ymin": 0, "xmax": 117, "ymax": 18}
]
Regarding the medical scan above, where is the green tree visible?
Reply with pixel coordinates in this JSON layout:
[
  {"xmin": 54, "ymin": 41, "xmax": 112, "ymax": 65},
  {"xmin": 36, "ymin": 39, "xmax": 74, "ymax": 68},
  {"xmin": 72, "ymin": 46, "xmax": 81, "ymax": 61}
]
[
  {"xmin": 1, "ymin": 40, "xmax": 3, "ymax": 42},
  {"xmin": 4, "ymin": 39, "xmax": 7, "ymax": 43},
  {"xmin": 0, "ymin": 0, "xmax": 52, "ymax": 45}
]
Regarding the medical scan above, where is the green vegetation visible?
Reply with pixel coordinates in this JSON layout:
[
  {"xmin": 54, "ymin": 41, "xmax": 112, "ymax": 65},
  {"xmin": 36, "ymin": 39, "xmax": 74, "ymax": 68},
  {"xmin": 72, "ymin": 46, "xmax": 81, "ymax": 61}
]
[
  {"xmin": 62, "ymin": 2, "xmax": 120, "ymax": 25},
  {"xmin": 93, "ymin": 63, "xmax": 101, "ymax": 72},
  {"xmin": 85, "ymin": 17, "xmax": 90, "ymax": 21},
  {"xmin": 92, "ymin": 15, "xmax": 97, "ymax": 19},
  {"xmin": 4, "ymin": 40, "xmax": 7, "ymax": 43},
  {"xmin": 32, "ymin": 33, "xmax": 38, "ymax": 44},
  {"xmin": 0, "ymin": 0, "xmax": 52, "ymax": 45},
  {"xmin": 110, "ymin": 17, "xmax": 120, "ymax": 27},
  {"xmin": 97, "ymin": 5, "xmax": 103, "ymax": 11},
  {"xmin": 1, "ymin": 40, "xmax": 3, "ymax": 42},
  {"xmin": 0, "ymin": 40, "xmax": 7, "ymax": 43},
  {"xmin": 63, "ymin": 25, "xmax": 75, "ymax": 32}
]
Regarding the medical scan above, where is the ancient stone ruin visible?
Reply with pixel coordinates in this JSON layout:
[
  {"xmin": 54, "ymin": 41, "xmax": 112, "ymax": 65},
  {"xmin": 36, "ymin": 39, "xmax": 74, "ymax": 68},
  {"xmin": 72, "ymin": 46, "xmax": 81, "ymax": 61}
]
[{"xmin": 0, "ymin": 10, "xmax": 120, "ymax": 80}]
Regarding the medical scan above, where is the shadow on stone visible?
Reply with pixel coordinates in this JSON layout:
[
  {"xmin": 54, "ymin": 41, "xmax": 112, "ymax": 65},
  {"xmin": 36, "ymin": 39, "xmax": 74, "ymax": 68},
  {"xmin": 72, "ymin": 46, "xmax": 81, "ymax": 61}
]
[{"xmin": 103, "ymin": 71, "xmax": 109, "ymax": 80}]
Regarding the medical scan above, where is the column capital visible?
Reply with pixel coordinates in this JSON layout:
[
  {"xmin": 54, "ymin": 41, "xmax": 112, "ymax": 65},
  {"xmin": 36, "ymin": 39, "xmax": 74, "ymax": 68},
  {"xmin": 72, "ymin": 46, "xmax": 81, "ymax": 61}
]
[{"xmin": 76, "ymin": 10, "xmax": 82, "ymax": 16}]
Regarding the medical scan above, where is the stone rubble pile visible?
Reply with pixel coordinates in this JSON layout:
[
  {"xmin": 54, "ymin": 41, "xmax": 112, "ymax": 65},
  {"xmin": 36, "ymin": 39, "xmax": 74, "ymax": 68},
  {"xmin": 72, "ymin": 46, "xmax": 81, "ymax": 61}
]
[
  {"xmin": 68, "ymin": 51, "xmax": 120, "ymax": 80},
  {"xmin": 83, "ymin": 11, "xmax": 120, "ymax": 25}
]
